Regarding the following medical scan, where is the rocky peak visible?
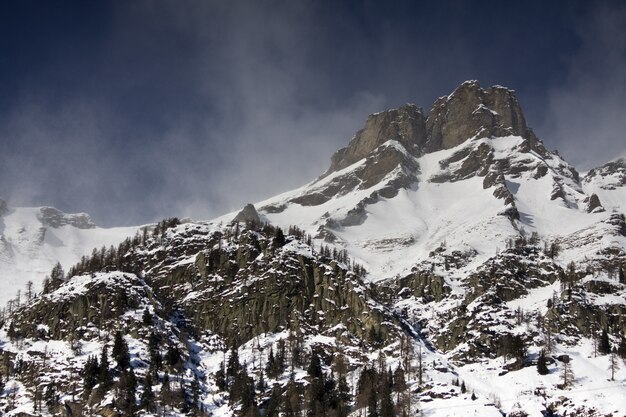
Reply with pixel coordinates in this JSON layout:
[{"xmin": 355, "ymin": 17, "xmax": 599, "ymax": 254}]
[
  {"xmin": 424, "ymin": 80, "xmax": 536, "ymax": 152},
  {"xmin": 37, "ymin": 206, "xmax": 96, "ymax": 229},
  {"xmin": 584, "ymin": 158, "xmax": 626, "ymax": 190},
  {"xmin": 325, "ymin": 103, "xmax": 426, "ymax": 175},
  {"xmin": 232, "ymin": 203, "xmax": 261, "ymax": 224},
  {"xmin": 324, "ymin": 81, "xmax": 537, "ymax": 177}
]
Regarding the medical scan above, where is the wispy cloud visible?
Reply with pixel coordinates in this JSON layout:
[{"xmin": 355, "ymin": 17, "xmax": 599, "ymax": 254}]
[{"xmin": 542, "ymin": 2, "xmax": 626, "ymax": 169}]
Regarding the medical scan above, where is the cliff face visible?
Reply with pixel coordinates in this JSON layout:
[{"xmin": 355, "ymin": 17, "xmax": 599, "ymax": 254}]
[
  {"xmin": 424, "ymin": 81, "xmax": 537, "ymax": 152},
  {"xmin": 326, "ymin": 80, "xmax": 537, "ymax": 178}
]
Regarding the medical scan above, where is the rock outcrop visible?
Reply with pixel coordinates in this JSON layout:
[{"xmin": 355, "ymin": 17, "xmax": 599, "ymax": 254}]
[
  {"xmin": 325, "ymin": 80, "xmax": 538, "ymax": 179},
  {"xmin": 325, "ymin": 104, "xmax": 426, "ymax": 175},
  {"xmin": 37, "ymin": 207, "xmax": 96, "ymax": 229},
  {"xmin": 424, "ymin": 80, "xmax": 537, "ymax": 152},
  {"xmin": 232, "ymin": 203, "xmax": 261, "ymax": 224},
  {"xmin": 0, "ymin": 197, "xmax": 7, "ymax": 216}
]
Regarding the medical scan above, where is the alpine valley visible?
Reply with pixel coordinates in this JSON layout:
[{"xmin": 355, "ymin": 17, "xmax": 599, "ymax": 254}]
[{"xmin": 1, "ymin": 81, "xmax": 625, "ymax": 417}]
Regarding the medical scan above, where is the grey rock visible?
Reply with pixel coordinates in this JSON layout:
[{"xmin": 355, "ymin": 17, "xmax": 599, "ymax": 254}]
[
  {"xmin": 0, "ymin": 197, "xmax": 7, "ymax": 216},
  {"xmin": 232, "ymin": 203, "xmax": 261, "ymax": 224},
  {"xmin": 37, "ymin": 207, "xmax": 96, "ymax": 229},
  {"xmin": 585, "ymin": 193, "xmax": 604, "ymax": 213},
  {"xmin": 425, "ymin": 80, "xmax": 537, "ymax": 152},
  {"xmin": 325, "ymin": 104, "xmax": 426, "ymax": 175}
]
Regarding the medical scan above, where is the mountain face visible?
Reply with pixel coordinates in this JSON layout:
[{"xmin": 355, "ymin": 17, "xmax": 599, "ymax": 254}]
[
  {"xmin": 0, "ymin": 200, "xmax": 140, "ymax": 306},
  {"xmin": 1, "ymin": 81, "xmax": 626, "ymax": 417}
]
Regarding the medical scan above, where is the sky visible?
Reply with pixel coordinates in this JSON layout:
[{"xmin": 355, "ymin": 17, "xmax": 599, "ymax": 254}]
[{"xmin": 0, "ymin": 0, "xmax": 625, "ymax": 226}]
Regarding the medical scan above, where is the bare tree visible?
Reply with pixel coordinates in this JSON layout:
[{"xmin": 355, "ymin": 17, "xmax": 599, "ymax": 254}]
[
  {"xmin": 26, "ymin": 280, "xmax": 33, "ymax": 301},
  {"xmin": 560, "ymin": 358, "xmax": 574, "ymax": 388},
  {"xmin": 609, "ymin": 348, "xmax": 620, "ymax": 381}
]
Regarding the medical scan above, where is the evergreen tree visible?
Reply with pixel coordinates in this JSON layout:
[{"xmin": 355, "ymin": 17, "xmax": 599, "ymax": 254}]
[
  {"xmin": 283, "ymin": 375, "xmax": 301, "ymax": 417},
  {"xmin": 379, "ymin": 369, "xmax": 395, "ymax": 417},
  {"xmin": 112, "ymin": 331, "xmax": 131, "ymax": 369},
  {"xmin": 116, "ymin": 369, "xmax": 137, "ymax": 416},
  {"xmin": 166, "ymin": 345, "xmax": 182, "ymax": 368},
  {"xmin": 273, "ymin": 228, "xmax": 286, "ymax": 248},
  {"xmin": 98, "ymin": 345, "xmax": 112, "ymax": 393},
  {"xmin": 161, "ymin": 373, "xmax": 173, "ymax": 410},
  {"xmin": 82, "ymin": 355, "xmax": 99, "ymax": 396},
  {"xmin": 393, "ymin": 366, "xmax": 407, "ymax": 414},
  {"xmin": 142, "ymin": 308, "xmax": 153, "ymax": 325},
  {"xmin": 537, "ymin": 349, "xmax": 549, "ymax": 375},
  {"xmin": 599, "ymin": 329, "xmax": 611, "ymax": 355},
  {"xmin": 140, "ymin": 373, "xmax": 155, "ymax": 412},
  {"xmin": 306, "ymin": 351, "xmax": 326, "ymax": 417},
  {"xmin": 190, "ymin": 375, "xmax": 200, "ymax": 411},
  {"xmin": 226, "ymin": 345, "xmax": 241, "ymax": 387},
  {"xmin": 266, "ymin": 385, "xmax": 282, "ymax": 417},
  {"xmin": 215, "ymin": 362, "xmax": 227, "ymax": 391}
]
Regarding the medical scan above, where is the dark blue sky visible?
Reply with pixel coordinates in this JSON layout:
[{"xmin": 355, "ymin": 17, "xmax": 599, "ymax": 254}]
[{"xmin": 1, "ymin": 0, "xmax": 625, "ymax": 226}]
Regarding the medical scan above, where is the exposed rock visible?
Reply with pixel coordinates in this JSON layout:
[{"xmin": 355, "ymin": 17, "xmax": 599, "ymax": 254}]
[
  {"xmin": 37, "ymin": 207, "xmax": 96, "ymax": 229},
  {"xmin": 584, "ymin": 194, "xmax": 604, "ymax": 213},
  {"xmin": 584, "ymin": 158, "xmax": 626, "ymax": 190},
  {"xmin": 232, "ymin": 203, "xmax": 261, "ymax": 224},
  {"xmin": 325, "ymin": 104, "xmax": 426, "ymax": 175},
  {"xmin": 0, "ymin": 197, "xmax": 7, "ymax": 216},
  {"xmin": 291, "ymin": 143, "xmax": 419, "ymax": 207},
  {"xmin": 424, "ymin": 81, "xmax": 537, "ymax": 153}
]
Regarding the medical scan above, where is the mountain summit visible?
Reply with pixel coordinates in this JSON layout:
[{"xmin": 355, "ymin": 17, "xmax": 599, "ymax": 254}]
[{"xmin": 326, "ymin": 80, "xmax": 537, "ymax": 176}]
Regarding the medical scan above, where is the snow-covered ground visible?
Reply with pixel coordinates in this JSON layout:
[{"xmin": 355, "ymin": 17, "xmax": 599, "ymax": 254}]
[{"xmin": 0, "ymin": 205, "xmax": 140, "ymax": 306}]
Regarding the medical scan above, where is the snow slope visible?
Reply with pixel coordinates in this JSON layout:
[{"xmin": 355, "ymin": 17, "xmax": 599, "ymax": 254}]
[
  {"xmin": 0, "ymin": 204, "xmax": 141, "ymax": 306},
  {"xmin": 217, "ymin": 136, "xmax": 626, "ymax": 282}
]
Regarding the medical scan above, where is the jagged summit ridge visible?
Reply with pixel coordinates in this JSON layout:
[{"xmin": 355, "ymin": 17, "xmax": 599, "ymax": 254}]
[
  {"xmin": 326, "ymin": 80, "xmax": 537, "ymax": 176},
  {"xmin": 425, "ymin": 80, "xmax": 537, "ymax": 152}
]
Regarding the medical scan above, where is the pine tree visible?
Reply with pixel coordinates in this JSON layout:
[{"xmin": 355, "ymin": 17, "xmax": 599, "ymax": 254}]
[
  {"xmin": 379, "ymin": 368, "xmax": 395, "ymax": 417},
  {"xmin": 226, "ymin": 345, "xmax": 241, "ymax": 387},
  {"xmin": 273, "ymin": 228, "xmax": 286, "ymax": 248},
  {"xmin": 393, "ymin": 366, "xmax": 407, "ymax": 413},
  {"xmin": 283, "ymin": 375, "xmax": 301, "ymax": 417},
  {"xmin": 112, "ymin": 331, "xmax": 131, "ymax": 369},
  {"xmin": 82, "ymin": 355, "xmax": 99, "ymax": 396},
  {"xmin": 537, "ymin": 349, "xmax": 549, "ymax": 375},
  {"xmin": 266, "ymin": 385, "xmax": 282, "ymax": 417},
  {"xmin": 116, "ymin": 369, "xmax": 137, "ymax": 415},
  {"xmin": 166, "ymin": 345, "xmax": 182, "ymax": 368},
  {"xmin": 140, "ymin": 373, "xmax": 155, "ymax": 412},
  {"xmin": 306, "ymin": 351, "xmax": 326, "ymax": 417},
  {"xmin": 599, "ymin": 329, "xmax": 611, "ymax": 355},
  {"xmin": 98, "ymin": 345, "xmax": 112, "ymax": 393},
  {"xmin": 161, "ymin": 373, "xmax": 173, "ymax": 410},
  {"xmin": 142, "ymin": 308, "xmax": 152, "ymax": 325}
]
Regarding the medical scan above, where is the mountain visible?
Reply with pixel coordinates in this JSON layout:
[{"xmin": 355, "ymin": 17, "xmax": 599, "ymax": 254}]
[
  {"xmin": 0, "ymin": 199, "xmax": 141, "ymax": 306},
  {"xmin": 1, "ymin": 81, "xmax": 625, "ymax": 417}
]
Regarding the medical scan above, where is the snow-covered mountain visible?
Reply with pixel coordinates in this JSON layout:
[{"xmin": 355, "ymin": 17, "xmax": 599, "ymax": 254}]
[
  {"xmin": 220, "ymin": 81, "xmax": 626, "ymax": 281},
  {"xmin": 1, "ymin": 81, "xmax": 625, "ymax": 417},
  {"xmin": 0, "ymin": 199, "xmax": 140, "ymax": 306}
]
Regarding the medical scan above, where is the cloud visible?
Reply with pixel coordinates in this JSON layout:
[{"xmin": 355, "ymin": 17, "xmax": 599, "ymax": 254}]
[
  {"xmin": 0, "ymin": 1, "xmax": 387, "ymax": 226},
  {"xmin": 542, "ymin": 2, "xmax": 626, "ymax": 169}
]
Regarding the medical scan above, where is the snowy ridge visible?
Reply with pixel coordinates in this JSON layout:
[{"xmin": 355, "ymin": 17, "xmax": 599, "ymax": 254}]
[{"xmin": 0, "ymin": 203, "xmax": 141, "ymax": 306}]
